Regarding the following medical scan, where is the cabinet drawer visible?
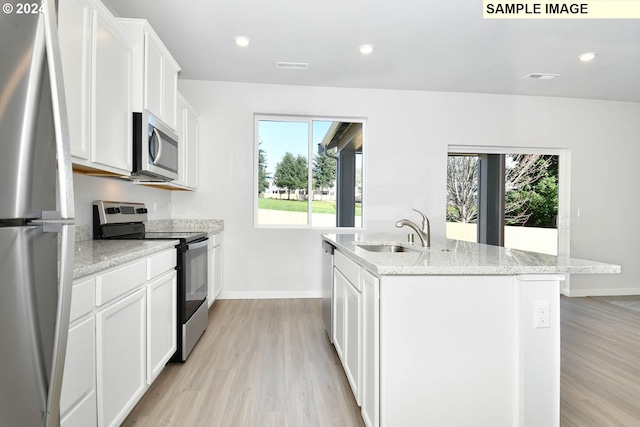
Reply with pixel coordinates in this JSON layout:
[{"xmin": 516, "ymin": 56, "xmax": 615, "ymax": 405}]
[
  {"xmin": 147, "ymin": 249, "xmax": 176, "ymax": 281},
  {"xmin": 335, "ymin": 250, "xmax": 361, "ymax": 291},
  {"xmin": 70, "ymin": 278, "xmax": 95, "ymax": 322},
  {"xmin": 96, "ymin": 259, "xmax": 146, "ymax": 306}
]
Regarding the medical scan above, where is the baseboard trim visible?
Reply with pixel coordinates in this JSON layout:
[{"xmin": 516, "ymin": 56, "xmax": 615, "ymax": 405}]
[
  {"xmin": 218, "ymin": 290, "xmax": 323, "ymax": 300},
  {"xmin": 563, "ymin": 287, "xmax": 640, "ymax": 297}
]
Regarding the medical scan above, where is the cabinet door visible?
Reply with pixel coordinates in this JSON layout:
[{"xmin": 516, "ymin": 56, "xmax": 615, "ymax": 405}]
[
  {"xmin": 344, "ymin": 277, "xmax": 362, "ymax": 404},
  {"xmin": 144, "ymin": 33, "xmax": 164, "ymax": 119},
  {"xmin": 96, "ymin": 288, "xmax": 146, "ymax": 427},
  {"xmin": 207, "ymin": 245, "xmax": 215, "ymax": 308},
  {"xmin": 60, "ymin": 317, "xmax": 96, "ymax": 426},
  {"xmin": 163, "ymin": 60, "xmax": 179, "ymax": 129},
  {"xmin": 207, "ymin": 243, "xmax": 223, "ymax": 308},
  {"xmin": 361, "ymin": 270, "xmax": 380, "ymax": 427},
  {"xmin": 184, "ymin": 107, "xmax": 199, "ymax": 189},
  {"xmin": 91, "ymin": 10, "xmax": 132, "ymax": 173},
  {"xmin": 213, "ymin": 244, "xmax": 223, "ymax": 299},
  {"xmin": 147, "ymin": 271, "xmax": 177, "ymax": 384},
  {"xmin": 58, "ymin": 0, "xmax": 92, "ymax": 160},
  {"xmin": 175, "ymin": 94, "xmax": 199, "ymax": 189},
  {"xmin": 174, "ymin": 95, "xmax": 187, "ymax": 187},
  {"xmin": 333, "ymin": 267, "xmax": 347, "ymax": 362}
]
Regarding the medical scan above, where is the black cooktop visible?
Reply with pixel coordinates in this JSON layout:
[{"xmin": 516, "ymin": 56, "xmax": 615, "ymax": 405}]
[{"xmin": 114, "ymin": 231, "xmax": 207, "ymax": 244}]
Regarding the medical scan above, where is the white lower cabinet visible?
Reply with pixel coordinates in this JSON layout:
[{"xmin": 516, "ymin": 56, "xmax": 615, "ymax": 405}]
[
  {"xmin": 61, "ymin": 316, "xmax": 96, "ymax": 427},
  {"xmin": 333, "ymin": 249, "xmax": 379, "ymax": 425},
  {"xmin": 333, "ymin": 268, "xmax": 347, "ymax": 361},
  {"xmin": 62, "ymin": 248, "xmax": 177, "ymax": 427},
  {"xmin": 333, "ymin": 250, "xmax": 362, "ymax": 405},
  {"xmin": 61, "ymin": 277, "xmax": 97, "ymax": 427},
  {"xmin": 344, "ymin": 275, "xmax": 362, "ymax": 405},
  {"xmin": 96, "ymin": 288, "xmax": 147, "ymax": 427},
  {"xmin": 147, "ymin": 270, "xmax": 177, "ymax": 383},
  {"xmin": 207, "ymin": 232, "xmax": 224, "ymax": 308},
  {"xmin": 361, "ymin": 270, "xmax": 380, "ymax": 427}
]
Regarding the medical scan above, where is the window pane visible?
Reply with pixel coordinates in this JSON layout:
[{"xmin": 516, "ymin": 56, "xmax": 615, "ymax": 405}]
[
  {"xmin": 256, "ymin": 116, "xmax": 364, "ymax": 228},
  {"xmin": 257, "ymin": 120, "xmax": 309, "ymax": 225},
  {"xmin": 446, "ymin": 155, "xmax": 479, "ymax": 243}
]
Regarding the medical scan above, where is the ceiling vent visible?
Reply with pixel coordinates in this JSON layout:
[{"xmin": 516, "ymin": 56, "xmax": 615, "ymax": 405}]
[
  {"xmin": 523, "ymin": 73, "xmax": 559, "ymax": 80},
  {"xmin": 277, "ymin": 62, "xmax": 309, "ymax": 70}
]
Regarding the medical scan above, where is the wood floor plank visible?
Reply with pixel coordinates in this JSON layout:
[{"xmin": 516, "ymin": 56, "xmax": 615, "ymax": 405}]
[
  {"xmin": 561, "ymin": 296, "xmax": 640, "ymax": 427},
  {"xmin": 122, "ymin": 299, "xmax": 365, "ymax": 427},
  {"xmin": 124, "ymin": 295, "xmax": 640, "ymax": 427}
]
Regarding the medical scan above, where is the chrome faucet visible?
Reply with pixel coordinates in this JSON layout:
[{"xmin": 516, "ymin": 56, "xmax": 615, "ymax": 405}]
[{"xmin": 395, "ymin": 208, "xmax": 431, "ymax": 247}]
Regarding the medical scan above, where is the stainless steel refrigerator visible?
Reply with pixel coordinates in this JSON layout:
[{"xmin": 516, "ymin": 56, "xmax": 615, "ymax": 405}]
[{"xmin": 1, "ymin": 1, "xmax": 76, "ymax": 426}]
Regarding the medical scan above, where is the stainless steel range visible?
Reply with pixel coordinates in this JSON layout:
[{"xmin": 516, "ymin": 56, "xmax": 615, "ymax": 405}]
[{"xmin": 93, "ymin": 201, "xmax": 208, "ymax": 362}]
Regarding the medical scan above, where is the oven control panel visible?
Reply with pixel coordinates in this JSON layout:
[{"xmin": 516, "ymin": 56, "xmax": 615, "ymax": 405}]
[{"xmin": 93, "ymin": 201, "xmax": 149, "ymax": 225}]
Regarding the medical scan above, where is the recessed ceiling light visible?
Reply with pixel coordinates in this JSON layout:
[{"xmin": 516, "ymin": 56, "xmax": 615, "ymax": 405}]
[
  {"xmin": 359, "ymin": 44, "xmax": 374, "ymax": 55},
  {"xmin": 579, "ymin": 52, "xmax": 597, "ymax": 62},
  {"xmin": 234, "ymin": 36, "xmax": 251, "ymax": 47}
]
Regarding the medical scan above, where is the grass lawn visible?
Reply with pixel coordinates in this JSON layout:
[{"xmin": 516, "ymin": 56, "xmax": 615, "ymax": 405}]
[{"xmin": 258, "ymin": 198, "xmax": 361, "ymax": 216}]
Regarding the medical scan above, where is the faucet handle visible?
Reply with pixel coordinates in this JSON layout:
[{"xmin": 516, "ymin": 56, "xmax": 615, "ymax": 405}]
[{"xmin": 412, "ymin": 208, "xmax": 429, "ymax": 230}]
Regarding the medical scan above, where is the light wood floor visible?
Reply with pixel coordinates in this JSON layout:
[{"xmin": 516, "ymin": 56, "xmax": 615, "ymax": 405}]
[
  {"xmin": 122, "ymin": 299, "xmax": 365, "ymax": 427},
  {"xmin": 123, "ymin": 297, "xmax": 640, "ymax": 427},
  {"xmin": 561, "ymin": 296, "xmax": 640, "ymax": 426}
]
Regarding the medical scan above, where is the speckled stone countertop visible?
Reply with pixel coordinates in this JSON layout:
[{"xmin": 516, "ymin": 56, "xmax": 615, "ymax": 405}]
[
  {"xmin": 72, "ymin": 219, "xmax": 223, "ymax": 279},
  {"xmin": 145, "ymin": 219, "xmax": 224, "ymax": 235},
  {"xmin": 73, "ymin": 239, "xmax": 178, "ymax": 279},
  {"xmin": 323, "ymin": 233, "xmax": 621, "ymax": 276}
]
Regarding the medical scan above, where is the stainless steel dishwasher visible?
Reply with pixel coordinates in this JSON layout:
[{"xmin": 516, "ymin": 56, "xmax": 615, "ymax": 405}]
[{"xmin": 322, "ymin": 240, "xmax": 335, "ymax": 342}]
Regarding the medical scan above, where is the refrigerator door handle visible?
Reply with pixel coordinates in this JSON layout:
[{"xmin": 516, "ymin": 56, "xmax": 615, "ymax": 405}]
[
  {"xmin": 42, "ymin": 223, "xmax": 75, "ymax": 427},
  {"xmin": 42, "ymin": 2, "xmax": 75, "ymax": 426},
  {"xmin": 42, "ymin": 0, "xmax": 75, "ymax": 221}
]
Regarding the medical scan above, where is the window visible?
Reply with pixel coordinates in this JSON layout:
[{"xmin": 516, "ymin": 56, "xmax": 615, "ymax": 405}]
[
  {"xmin": 255, "ymin": 115, "xmax": 365, "ymax": 228},
  {"xmin": 446, "ymin": 149, "xmax": 560, "ymax": 255}
]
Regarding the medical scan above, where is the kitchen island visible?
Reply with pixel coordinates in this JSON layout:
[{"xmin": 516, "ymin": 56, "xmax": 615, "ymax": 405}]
[{"xmin": 323, "ymin": 233, "xmax": 620, "ymax": 427}]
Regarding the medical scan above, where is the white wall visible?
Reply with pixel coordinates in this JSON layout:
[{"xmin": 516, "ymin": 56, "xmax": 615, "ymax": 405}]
[
  {"xmin": 73, "ymin": 174, "xmax": 172, "ymax": 229},
  {"xmin": 173, "ymin": 80, "xmax": 640, "ymax": 297}
]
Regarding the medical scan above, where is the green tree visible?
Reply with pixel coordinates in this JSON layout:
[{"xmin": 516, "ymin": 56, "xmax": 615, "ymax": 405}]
[
  {"xmin": 312, "ymin": 151, "xmax": 337, "ymax": 196},
  {"xmin": 504, "ymin": 155, "xmax": 557, "ymax": 227},
  {"xmin": 447, "ymin": 154, "xmax": 558, "ymax": 227},
  {"xmin": 274, "ymin": 152, "xmax": 308, "ymax": 199},
  {"xmin": 257, "ymin": 145, "xmax": 270, "ymax": 196}
]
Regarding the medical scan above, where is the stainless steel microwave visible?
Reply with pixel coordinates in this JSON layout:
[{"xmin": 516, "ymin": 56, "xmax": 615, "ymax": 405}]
[{"xmin": 132, "ymin": 111, "xmax": 179, "ymax": 182}]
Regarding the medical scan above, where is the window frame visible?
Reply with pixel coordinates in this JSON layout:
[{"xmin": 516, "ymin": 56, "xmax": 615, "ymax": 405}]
[{"xmin": 254, "ymin": 113, "xmax": 367, "ymax": 230}]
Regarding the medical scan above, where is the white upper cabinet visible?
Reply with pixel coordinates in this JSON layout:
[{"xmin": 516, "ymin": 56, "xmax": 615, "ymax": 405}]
[
  {"xmin": 174, "ymin": 93, "xmax": 199, "ymax": 190},
  {"xmin": 59, "ymin": 0, "xmax": 134, "ymax": 175},
  {"xmin": 117, "ymin": 19, "xmax": 181, "ymax": 131},
  {"xmin": 91, "ymin": 11, "xmax": 133, "ymax": 172}
]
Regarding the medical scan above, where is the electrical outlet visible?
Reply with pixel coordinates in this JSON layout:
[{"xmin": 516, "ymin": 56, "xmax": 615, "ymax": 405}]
[{"xmin": 534, "ymin": 300, "xmax": 550, "ymax": 328}]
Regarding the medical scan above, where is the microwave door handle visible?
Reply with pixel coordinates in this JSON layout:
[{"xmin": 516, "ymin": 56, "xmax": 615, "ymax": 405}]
[{"xmin": 151, "ymin": 128, "xmax": 164, "ymax": 165}]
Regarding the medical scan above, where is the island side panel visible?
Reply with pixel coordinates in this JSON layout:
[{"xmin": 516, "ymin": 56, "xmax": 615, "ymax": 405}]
[
  {"xmin": 378, "ymin": 274, "xmax": 561, "ymax": 427},
  {"xmin": 516, "ymin": 275, "xmax": 562, "ymax": 427},
  {"xmin": 379, "ymin": 275, "xmax": 518, "ymax": 427}
]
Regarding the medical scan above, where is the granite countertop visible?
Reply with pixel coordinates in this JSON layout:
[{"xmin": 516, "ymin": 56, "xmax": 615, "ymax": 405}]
[
  {"xmin": 73, "ymin": 219, "xmax": 224, "ymax": 279},
  {"xmin": 145, "ymin": 219, "xmax": 224, "ymax": 235},
  {"xmin": 323, "ymin": 233, "xmax": 621, "ymax": 276},
  {"xmin": 73, "ymin": 239, "xmax": 179, "ymax": 279}
]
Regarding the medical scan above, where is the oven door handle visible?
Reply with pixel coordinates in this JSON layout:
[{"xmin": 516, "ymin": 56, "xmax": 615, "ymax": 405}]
[{"xmin": 186, "ymin": 239, "xmax": 209, "ymax": 251}]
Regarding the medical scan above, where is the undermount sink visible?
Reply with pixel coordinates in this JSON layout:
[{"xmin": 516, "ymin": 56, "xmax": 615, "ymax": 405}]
[{"xmin": 357, "ymin": 244, "xmax": 416, "ymax": 253}]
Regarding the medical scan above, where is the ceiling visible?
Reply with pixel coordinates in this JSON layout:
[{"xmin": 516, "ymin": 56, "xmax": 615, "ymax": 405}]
[{"xmin": 103, "ymin": 0, "xmax": 640, "ymax": 103}]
